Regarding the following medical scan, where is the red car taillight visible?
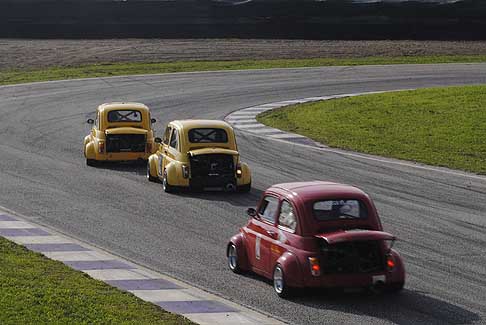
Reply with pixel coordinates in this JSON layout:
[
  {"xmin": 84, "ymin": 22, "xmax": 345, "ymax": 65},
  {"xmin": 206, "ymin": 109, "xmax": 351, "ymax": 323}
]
[
  {"xmin": 146, "ymin": 142, "xmax": 152, "ymax": 153},
  {"xmin": 98, "ymin": 141, "xmax": 104, "ymax": 154},
  {"xmin": 308, "ymin": 257, "xmax": 321, "ymax": 277},
  {"xmin": 386, "ymin": 254, "xmax": 396, "ymax": 271}
]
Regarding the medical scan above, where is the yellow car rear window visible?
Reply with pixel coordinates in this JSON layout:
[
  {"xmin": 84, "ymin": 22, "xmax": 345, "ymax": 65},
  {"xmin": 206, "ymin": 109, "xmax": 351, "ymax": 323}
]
[{"xmin": 107, "ymin": 110, "xmax": 142, "ymax": 122}]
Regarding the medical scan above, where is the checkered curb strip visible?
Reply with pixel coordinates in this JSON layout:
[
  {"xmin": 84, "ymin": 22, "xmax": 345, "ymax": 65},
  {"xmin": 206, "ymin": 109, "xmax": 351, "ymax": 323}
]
[
  {"xmin": 225, "ymin": 92, "xmax": 387, "ymax": 147},
  {"xmin": 0, "ymin": 211, "xmax": 284, "ymax": 325}
]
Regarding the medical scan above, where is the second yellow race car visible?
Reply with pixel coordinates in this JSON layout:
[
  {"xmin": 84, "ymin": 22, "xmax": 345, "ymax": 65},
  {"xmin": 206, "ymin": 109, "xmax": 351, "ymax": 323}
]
[{"xmin": 147, "ymin": 120, "xmax": 251, "ymax": 192}]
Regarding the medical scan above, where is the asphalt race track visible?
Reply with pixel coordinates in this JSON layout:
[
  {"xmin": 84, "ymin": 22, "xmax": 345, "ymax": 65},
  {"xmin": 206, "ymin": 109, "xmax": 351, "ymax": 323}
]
[{"xmin": 1, "ymin": 64, "xmax": 485, "ymax": 324}]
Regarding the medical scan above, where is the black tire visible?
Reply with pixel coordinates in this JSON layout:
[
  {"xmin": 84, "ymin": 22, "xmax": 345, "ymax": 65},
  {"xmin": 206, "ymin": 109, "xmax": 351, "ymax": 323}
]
[
  {"xmin": 86, "ymin": 159, "xmax": 97, "ymax": 167},
  {"xmin": 147, "ymin": 162, "xmax": 157, "ymax": 182},
  {"xmin": 237, "ymin": 182, "xmax": 251, "ymax": 193},
  {"xmin": 386, "ymin": 282, "xmax": 404, "ymax": 293},
  {"xmin": 273, "ymin": 264, "xmax": 293, "ymax": 298},
  {"xmin": 227, "ymin": 243, "xmax": 241, "ymax": 274},
  {"xmin": 162, "ymin": 171, "xmax": 175, "ymax": 193},
  {"xmin": 191, "ymin": 186, "xmax": 203, "ymax": 193}
]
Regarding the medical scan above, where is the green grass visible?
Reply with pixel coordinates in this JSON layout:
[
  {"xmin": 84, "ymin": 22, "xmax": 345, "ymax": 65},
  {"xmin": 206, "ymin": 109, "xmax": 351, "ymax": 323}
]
[
  {"xmin": 1, "ymin": 55, "xmax": 486, "ymax": 85},
  {"xmin": 257, "ymin": 85, "xmax": 486, "ymax": 174},
  {"xmin": 0, "ymin": 236, "xmax": 193, "ymax": 324}
]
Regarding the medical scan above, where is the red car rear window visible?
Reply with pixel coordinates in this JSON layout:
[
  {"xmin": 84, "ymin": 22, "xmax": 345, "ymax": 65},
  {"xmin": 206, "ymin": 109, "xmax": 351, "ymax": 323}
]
[{"xmin": 312, "ymin": 199, "xmax": 368, "ymax": 221}]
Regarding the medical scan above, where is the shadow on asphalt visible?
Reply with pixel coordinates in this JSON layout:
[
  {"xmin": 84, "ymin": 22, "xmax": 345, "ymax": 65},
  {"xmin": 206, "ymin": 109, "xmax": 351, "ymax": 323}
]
[
  {"xmin": 91, "ymin": 160, "xmax": 147, "ymax": 177},
  {"xmin": 287, "ymin": 288, "xmax": 480, "ymax": 325},
  {"xmin": 91, "ymin": 161, "xmax": 264, "ymax": 207},
  {"xmin": 175, "ymin": 187, "xmax": 264, "ymax": 208},
  {"xmin": 231, "ymin": 269, "xmax": 480, "ymax": 325}
]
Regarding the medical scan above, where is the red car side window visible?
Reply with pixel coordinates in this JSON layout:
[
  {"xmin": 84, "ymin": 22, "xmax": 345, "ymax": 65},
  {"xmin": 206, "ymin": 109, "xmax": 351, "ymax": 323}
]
[
  {"xmin": 278, "ymin": 200, "xmax": 297, "ymax": 232},
  {"xmin": 258, "ymin": 196, "xmax": 278, "ymax": 224}
]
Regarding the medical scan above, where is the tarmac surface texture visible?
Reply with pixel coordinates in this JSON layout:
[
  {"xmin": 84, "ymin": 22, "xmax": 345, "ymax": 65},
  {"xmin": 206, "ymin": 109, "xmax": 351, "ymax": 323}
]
[{"xmin": 0, "ymin": 63, "xmax": 485, "ymax": 324}]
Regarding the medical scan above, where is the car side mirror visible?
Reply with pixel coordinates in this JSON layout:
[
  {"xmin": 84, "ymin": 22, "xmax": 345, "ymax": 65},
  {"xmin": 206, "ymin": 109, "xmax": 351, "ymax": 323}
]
[
  {"xmin": 86, "ymin": 118, "xmax": 94, "ymax": 124},
  {"xmin": 154, "ymin": 137, "xmax": 162, "ymax": 143},
  {"xmin": 151, "ymin": 118, "xmax": 157, "ymax": 124},
  {"xmin": 247, "ymin": 208, "xmax": 257, "ymax": 218}
]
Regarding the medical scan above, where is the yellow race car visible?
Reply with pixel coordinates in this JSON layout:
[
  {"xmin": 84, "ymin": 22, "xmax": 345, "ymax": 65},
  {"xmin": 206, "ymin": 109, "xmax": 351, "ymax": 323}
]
[
  {"xmin": 84, "ymin": 102, "xmax": 157, "ymax": 166},
  {"xmin": 147, "ymin": 120, "xmax": 251, "ymax": 192}
]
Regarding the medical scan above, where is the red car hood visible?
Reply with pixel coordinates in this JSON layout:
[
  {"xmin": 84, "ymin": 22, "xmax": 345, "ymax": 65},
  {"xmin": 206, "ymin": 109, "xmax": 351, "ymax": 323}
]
[{"xmin": 315, "ymin": 230, "xmax": 395, "ymax": 245}]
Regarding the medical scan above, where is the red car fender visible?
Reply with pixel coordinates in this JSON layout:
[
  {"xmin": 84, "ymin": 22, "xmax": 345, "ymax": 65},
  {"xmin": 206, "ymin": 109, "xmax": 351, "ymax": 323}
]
[
  {"xmin": 228, "ymin": 233, "xmax": 250, "ymax": 271},
  {"xmin": 276, "ymin": 251, "xmax": 305, "ymax": 288},
  {"xmin": 388, "ymin": 249, "xmax": 406, "ymax": 284}
]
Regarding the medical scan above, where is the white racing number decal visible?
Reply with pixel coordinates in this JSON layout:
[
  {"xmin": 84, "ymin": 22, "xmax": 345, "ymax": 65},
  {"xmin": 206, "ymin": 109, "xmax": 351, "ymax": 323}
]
[{"xmin": 255, "ymin": 234, "xmax": 261, "ymax": 260}]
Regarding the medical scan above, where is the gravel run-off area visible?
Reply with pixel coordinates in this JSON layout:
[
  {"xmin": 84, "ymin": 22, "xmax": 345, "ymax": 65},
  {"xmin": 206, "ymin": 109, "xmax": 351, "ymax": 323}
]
[{"xmin": 3, "ymin": 39, "xmax": 486, "ymax": 70}]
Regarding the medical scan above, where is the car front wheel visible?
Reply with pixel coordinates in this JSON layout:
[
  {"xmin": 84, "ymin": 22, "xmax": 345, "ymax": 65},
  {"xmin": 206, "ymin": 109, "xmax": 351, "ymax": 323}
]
[
  {"xmin": 147, "ymin": 162, "xmax": 157, "ymax": 182},
  {"xmin": 273, "ymin": 264, "xmax": 292, "ymax": 298},
  {"xmin": 227, "ymin": 243, "xmax": 241, "ymax": 273},
  {"xmin": 162, "ymin": 171, "xmax": 175, "ymax": 193}
]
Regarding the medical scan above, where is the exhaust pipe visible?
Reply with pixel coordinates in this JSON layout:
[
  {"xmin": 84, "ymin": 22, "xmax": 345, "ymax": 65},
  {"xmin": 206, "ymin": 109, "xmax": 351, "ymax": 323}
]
[
  {"xmin": 225, "ymin": 183, "xmax": 236, "ymax": 192},
  {"xmin": 370, "ymin": 280, "xmax": 385, "ymax": 294}
]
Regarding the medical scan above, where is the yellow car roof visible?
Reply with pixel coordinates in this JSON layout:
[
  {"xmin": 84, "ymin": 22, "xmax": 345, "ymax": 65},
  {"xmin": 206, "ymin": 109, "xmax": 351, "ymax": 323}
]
[
  {"xmin": 97, "ymin": 102, "xmax": 150, "ymax": 113},
  {"xmin": 171, "ymin": 119, "xmax": 233, "ymax": 131}
]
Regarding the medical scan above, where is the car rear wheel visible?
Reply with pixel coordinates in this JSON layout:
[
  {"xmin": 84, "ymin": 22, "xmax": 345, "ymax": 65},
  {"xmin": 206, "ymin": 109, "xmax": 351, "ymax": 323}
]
[
  {"xmin": 237, "ymin": 183, "xmax": 251, "ymax": 193},
  {"xmin": 86, "ymin": 159, "xmax": 97, "ymax": 167},
  {"xmin": 227, "ymin": 243, "xmax": 242, "ymax": 273},
  {"xmin": 147, "ymin": 162, "xmax": 157, "ymax": 182},
  {"xmin": 386, "ymin": 282, "xmax": 404, "ymax": 293},
  {"xmin": 162, "ymin": 171, "xmax": 175, "ymax": 193},
  {"xmin": 273, "ymin": 265, "xmax": 292, "ymax": 298}
]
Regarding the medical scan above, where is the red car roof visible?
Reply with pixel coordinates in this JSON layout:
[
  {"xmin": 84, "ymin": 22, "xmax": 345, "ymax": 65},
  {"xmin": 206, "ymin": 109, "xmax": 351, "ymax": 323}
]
[
  {"xmin": 270, "ymin": 181, "xmax": 369, "ymax": 201},
  {"xmin": 267, "ymin": 181, "xmax": 381, "ymax": 236}
]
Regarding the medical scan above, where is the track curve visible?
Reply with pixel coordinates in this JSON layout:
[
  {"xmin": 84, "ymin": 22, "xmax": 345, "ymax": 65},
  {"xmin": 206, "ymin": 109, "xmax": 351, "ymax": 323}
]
[{"xmin": 1, "ymin": 64, "xmax": 485, "ymax": 324}]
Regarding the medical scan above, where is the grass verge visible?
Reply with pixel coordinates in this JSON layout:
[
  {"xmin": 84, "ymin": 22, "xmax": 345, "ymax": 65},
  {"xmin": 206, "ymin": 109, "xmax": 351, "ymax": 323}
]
[
  {"xmin": 257, "ymin": 85, "xmax": 486, "ymax": 174},
  {"xmin": 0, "ymin": 236, "xmax": 193, "ymax": 324},
  {"xmin": 1, "ymin": 55, "xmax": 486, "ymax": 86}
]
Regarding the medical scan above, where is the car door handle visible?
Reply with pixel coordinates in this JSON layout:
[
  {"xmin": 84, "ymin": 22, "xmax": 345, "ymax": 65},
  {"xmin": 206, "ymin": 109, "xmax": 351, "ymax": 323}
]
[{"xmin": 266, "ymin": 230, "xmax": 277, "ymax": 239}]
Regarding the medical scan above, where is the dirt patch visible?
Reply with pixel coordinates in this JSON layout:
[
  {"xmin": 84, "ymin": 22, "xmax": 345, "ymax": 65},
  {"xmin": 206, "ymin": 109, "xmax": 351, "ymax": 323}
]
[{"xmin": 2, "ymin": 39, "xmax": 486, "ymax": 71}]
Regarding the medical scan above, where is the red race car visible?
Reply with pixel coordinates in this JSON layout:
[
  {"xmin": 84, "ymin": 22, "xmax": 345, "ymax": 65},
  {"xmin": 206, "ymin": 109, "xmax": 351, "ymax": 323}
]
[{"xmin": 227, "ymin": 181, "xmax": 405, "ymax": 297}]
